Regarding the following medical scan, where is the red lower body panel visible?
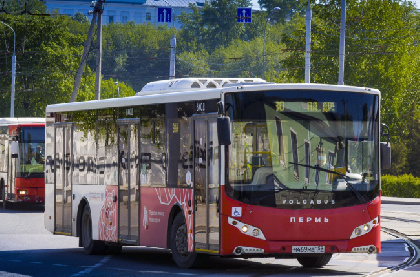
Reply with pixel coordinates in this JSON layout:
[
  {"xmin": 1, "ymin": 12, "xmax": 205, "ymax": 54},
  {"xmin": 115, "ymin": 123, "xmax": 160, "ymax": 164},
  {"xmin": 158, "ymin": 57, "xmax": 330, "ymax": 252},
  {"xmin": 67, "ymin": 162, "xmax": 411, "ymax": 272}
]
[{"xmin": 15, "ymin": 178, "xmax": 44, "ymax": 203}]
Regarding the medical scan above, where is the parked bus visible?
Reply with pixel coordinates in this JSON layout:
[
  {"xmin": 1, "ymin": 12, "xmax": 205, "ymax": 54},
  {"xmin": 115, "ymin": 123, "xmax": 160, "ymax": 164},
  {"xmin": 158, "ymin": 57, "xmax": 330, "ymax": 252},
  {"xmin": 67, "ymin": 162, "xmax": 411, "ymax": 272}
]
[
  {"xmin": 44, "ymin": 78, "xmax": 391, "ymax": 268},
  {"xmin": 0, "ymin": 118, "xmax": 46, "ymax": 208}
]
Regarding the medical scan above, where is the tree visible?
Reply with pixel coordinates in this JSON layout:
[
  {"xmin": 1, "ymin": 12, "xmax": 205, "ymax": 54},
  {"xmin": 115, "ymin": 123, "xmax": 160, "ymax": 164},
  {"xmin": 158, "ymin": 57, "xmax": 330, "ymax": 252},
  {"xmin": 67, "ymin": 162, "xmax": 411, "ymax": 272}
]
[
  {"xmin": 71, "ymin": 12, "xmax": 89, "ymax": 23},
  {"xmin": 0, "ymin": 11, "xmax": 135, "ymax": 117},
  {"xmin": 2, "ymin": 0, "xmax": 47, "ymax": 15},
  {"xmin": 91, "ymin": 22, "xmax": 176, "ymax": 92},
  {"xmin": 178, "ymin": 0, "xmax": 252, "ymax": 52}
]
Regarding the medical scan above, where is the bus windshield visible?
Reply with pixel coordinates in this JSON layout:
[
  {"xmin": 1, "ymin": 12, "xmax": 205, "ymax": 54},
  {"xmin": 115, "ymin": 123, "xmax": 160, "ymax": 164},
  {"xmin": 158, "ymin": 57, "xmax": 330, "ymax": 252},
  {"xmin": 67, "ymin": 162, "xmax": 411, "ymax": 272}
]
[
  {"xmin": 18, "ymin": 126, "xmax": 45, "ymax": 177},
  {"xmin": 225, "ymin": 89, "xmax": 380, "ymax": 209}
]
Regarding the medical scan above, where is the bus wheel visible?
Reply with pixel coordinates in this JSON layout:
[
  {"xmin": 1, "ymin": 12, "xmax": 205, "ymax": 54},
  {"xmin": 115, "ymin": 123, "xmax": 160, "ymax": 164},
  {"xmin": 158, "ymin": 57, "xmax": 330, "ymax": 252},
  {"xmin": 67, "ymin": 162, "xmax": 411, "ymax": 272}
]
[
  {"xmin": 297, "ymin": 253, "xmax": 332, "ymax": 268},
  {"xmin": 170, "ymin": 213, "xmax": 197, "ymax": 268},
  {"xmin": 81, "ymin": 204, "xmax": 105, "ymax": 255}
]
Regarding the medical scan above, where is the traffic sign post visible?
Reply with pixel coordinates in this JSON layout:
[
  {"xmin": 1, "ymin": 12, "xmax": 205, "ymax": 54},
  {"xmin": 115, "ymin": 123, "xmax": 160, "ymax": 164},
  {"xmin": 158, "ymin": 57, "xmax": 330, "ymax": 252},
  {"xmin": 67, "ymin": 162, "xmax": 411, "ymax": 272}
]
[
  {"xmin": 158, "ymin": 7, "xmax": 172, "ymax": 23},
  {"xmin": 237, "ymin": 7, "xmax": 252, "ymax": 23}
]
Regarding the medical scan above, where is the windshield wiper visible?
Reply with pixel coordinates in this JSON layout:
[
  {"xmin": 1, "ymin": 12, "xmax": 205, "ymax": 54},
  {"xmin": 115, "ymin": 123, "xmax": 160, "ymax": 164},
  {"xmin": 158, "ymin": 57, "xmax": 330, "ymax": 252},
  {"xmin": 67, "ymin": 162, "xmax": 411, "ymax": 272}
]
[
  {"xmin": 289, "ymin": 162, "xmax": 345, "ymax": 177},
  {"xmin": 288, "ymin": 162, "xmax": 365, "ymax": 203}
]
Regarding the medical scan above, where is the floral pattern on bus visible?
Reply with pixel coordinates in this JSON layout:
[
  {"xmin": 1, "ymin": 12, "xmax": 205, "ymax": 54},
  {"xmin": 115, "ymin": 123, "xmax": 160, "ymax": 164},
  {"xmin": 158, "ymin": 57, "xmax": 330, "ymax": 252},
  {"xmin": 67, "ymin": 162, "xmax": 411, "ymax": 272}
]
[
  {"xmin": 155, "ymin": 187, "xmax": 194, "ymax": 252},
  {"xmin": 98, "ymin": 186, "xmax": 118, "ymax": 242}
]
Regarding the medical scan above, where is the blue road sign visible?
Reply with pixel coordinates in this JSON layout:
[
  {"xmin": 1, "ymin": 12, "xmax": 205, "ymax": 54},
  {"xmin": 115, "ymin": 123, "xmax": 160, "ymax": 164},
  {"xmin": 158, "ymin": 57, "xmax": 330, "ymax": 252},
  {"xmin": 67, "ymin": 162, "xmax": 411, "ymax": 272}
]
[
  {"xmin": 237, "ymin": 7, "xmax": 252, "ymax": 23},
  {"xmin": 158, "ymin": 7, "xmax": 172, "ymax": 23}
]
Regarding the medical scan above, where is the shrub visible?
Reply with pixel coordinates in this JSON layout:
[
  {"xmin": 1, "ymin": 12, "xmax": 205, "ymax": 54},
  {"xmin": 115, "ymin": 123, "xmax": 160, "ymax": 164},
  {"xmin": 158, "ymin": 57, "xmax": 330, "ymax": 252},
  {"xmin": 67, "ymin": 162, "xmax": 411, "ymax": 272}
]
[{"xmin": 381, "ymin": 174, "xmax": 420, "ymax": 198}]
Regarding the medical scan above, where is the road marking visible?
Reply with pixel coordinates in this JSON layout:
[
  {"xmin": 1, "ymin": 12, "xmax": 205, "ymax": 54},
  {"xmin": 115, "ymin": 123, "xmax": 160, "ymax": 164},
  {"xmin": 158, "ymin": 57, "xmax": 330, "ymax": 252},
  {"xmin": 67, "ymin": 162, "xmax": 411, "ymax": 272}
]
[
  {"xmin": 365, "ymin": 227, "xmax": 420, "ymax": 276},
  {"xmin": 71, "ymin": 255, "xmax": 111, "ymax": 276}
]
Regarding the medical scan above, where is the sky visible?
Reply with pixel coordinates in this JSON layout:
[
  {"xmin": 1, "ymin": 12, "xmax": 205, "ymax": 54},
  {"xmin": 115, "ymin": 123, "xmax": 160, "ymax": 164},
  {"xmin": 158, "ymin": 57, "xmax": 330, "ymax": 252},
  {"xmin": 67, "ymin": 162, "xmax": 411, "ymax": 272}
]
[{"xmin": 249, "ymin": 0, "xmax": 420, "ymax": 10}]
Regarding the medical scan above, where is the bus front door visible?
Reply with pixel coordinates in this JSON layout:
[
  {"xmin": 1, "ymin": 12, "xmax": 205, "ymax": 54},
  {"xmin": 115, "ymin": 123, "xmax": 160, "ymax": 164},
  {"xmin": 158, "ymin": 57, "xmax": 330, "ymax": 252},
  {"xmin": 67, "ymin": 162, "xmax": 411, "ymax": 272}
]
[
  {"xmin": 194, "ymin": 117, "xmax": 220, "ymax": 253},
  {"xmin": 54, "ymin": 123, "xmax": 73, "ymax": 235},
  {"xmin": 118, "ymin": 119, "xmax": 140, "ymax": 244}
]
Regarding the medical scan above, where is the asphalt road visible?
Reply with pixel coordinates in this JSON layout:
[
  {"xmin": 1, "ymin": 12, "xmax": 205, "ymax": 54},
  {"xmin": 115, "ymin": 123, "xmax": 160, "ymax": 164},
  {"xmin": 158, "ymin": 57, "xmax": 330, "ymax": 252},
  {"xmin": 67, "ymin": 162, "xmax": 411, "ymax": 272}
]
[{"xmin": 0, "ymin": 197, "xmax": 419, "ymax": 276}]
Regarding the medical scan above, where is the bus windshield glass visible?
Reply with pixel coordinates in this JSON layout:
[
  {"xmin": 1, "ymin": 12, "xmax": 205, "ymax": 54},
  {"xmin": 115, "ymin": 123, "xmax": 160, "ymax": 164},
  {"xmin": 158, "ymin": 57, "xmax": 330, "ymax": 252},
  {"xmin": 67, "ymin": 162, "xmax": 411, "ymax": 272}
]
[
  {"xmin": 225, "ymin": 89, "xmax": 380, "ymax": 209},
  {"xmin": 18, "ymin": 126, "xmax": 45, "ymax": 177}
]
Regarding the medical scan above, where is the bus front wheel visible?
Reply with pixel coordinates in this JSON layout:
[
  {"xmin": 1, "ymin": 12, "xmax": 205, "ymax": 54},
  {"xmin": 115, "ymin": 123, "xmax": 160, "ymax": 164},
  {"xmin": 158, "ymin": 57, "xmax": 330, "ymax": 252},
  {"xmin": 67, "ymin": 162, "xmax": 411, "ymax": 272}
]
[
  {"xmin": 296, "ymin": 253, "xmax": 332, "ymax": 268},
  {"xmin": 81, "ymin": 204, "xmax": 105, "ymax": 255},
  {"xmin": 170, "ymin": 213, "xmax": 197, "ymax": 268}
]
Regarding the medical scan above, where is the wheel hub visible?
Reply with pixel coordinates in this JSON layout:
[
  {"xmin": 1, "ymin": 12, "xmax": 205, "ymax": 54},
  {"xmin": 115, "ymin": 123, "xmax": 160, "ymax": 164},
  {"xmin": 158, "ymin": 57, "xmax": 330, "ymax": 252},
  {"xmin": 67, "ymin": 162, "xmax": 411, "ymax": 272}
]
[{"xmin": 175, "ymin": 224, "xmax": 188, "ymax": 256}]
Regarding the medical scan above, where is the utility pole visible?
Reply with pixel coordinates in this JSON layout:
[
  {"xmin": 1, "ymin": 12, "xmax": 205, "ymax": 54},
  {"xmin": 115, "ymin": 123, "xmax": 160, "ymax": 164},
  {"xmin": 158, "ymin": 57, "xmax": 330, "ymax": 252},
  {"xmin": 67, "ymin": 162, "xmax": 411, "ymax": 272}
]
[
  {"xmin": 305, "ymin": 0, "xmax": 312, "ymax": 83},
  {"xmin": 95, "ymin": 0, "xmax": 104, "ymax": 100},
  {"xmin": 262, "ymin": 7, "xmax": 280, "ymax": 80},
  {"xmin": 70, "ymin": 0, "xmax": 103, "ymax": 102},
  {"xmin": 70, "ymin": 8, "xmax": 97, "ymax": 102},
  {"xmin": 338, "ymin": 0, "xmax": 346, "ymax": 85}
]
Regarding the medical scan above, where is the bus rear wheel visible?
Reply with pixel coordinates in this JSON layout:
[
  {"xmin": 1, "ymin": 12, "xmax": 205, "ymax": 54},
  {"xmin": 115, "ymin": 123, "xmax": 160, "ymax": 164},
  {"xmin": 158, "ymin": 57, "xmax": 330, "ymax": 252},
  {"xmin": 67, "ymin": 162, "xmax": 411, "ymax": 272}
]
[
  {"xmin": 297, "ymin": 253, "xmax": 332, "ymax": 268},
  {"xmin": 170, "ymin": 213, "xmax": 197, "ymax": 268},
  {"xmin": 81, "ymin": 204, "xmax": 105, "ymax": 255}
]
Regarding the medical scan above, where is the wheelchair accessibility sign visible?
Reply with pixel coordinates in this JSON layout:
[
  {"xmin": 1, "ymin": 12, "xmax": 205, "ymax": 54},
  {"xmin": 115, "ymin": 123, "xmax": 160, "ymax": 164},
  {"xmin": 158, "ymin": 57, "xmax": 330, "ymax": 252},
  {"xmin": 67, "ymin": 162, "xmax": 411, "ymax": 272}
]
[{"xmin": 232, "ymin": 207, "xmax": 242, "ymax": 217}]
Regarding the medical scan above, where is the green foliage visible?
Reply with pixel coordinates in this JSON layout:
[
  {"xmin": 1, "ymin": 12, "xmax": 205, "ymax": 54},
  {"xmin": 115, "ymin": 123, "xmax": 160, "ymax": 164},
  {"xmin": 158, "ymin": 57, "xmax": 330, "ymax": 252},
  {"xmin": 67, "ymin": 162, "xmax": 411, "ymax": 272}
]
[
  {"xmin": 93, "ymin": 22, "xmax": 175, "ymax": 91},
  {"xmin": 0, "ymin": 13, "xmax": 87, "ymax": 116},
  {"xmin": 2, "ymin": 0, "xmax": 46, "ymax": 15},
  {"xmin": 381, "ymin": 174, "xmax": 420, "ymax": 198},
  {"xmin": 71, "ymin": 12, "xmax": 89, "ymax": 24},
  {"xmin": 0, "ymin": 8, "xmax": 134, "ymax": 117},
  {"xmin": 178, "ymin": 0, "xmax": 255, "ymax": 52}
]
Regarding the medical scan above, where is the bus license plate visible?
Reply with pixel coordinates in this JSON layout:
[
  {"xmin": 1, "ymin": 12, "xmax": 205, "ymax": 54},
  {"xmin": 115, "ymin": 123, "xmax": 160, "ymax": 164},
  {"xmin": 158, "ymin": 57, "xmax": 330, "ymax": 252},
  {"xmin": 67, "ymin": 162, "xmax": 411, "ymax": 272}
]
[{"xmin": 292, "ymin": 246, "xmax": 325, "ymax": 253}]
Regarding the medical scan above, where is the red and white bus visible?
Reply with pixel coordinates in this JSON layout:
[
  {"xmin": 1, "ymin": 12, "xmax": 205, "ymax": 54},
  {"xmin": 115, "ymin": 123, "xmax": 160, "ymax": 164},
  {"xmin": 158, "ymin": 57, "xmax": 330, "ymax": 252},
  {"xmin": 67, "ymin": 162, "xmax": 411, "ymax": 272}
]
[
  {"xmin": 44, "ymin": 78, "xmax": 390, "ymax": 268},
  {"xmin": 0, "ymin": 118, "xmax": 46, "ymax": 208}
]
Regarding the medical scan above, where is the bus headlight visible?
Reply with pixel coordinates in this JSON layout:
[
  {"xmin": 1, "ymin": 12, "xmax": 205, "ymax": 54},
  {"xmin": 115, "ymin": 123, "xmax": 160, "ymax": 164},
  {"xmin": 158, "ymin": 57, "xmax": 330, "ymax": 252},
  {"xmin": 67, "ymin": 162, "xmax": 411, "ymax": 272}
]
[
  {"xmin": 363, "ymin": 224, "xmax": 370, "ymax": 232},
  {"xmin": 252, "ymin": 229, "xmax": 260, "ymax": 237},
  {"xmin": 350, "ymin": 216, "xmax": 379, "ymax": 239},
  {"xmin": 228, "ymin": 217, "xmax": 266, "ymax": 240},
  {"xmin": 19, "ymin": 190, "xmax": 28, "ymax": 195}
]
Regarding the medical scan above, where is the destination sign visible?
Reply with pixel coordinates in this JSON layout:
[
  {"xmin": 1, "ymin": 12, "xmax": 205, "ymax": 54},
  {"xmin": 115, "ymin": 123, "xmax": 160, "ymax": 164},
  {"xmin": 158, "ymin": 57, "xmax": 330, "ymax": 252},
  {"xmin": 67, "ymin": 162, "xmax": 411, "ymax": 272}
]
[{"xmin": 275, "ymin": 101, "xmax": 336, "ymax": 113}]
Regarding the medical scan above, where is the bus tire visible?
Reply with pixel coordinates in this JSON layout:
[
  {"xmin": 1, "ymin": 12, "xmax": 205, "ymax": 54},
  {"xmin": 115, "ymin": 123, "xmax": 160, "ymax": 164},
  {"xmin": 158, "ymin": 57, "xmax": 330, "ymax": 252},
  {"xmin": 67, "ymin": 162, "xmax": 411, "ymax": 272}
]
[
  {"xmin": 170, "ymin": 213, "xmax": 197, "ymax": 268},
  {"xmin": 296, "ymin": 253, "xmax": 332, "ymax": 268},
  {"xmin": 81, "ymin": 204, "xmax": 105, "ymax": 255}
]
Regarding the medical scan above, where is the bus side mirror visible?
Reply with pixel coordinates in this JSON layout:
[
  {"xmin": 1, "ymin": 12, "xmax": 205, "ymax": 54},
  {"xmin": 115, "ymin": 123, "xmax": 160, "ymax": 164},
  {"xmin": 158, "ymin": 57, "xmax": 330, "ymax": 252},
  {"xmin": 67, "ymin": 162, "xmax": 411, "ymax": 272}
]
[
  {"xmin": 380, "ymin": 142, "xmax": 391, "ymax": 170},
  {"xmin": 380, "ymin": 123, "xmax": 391, "ymax": 170},
  {"xmin": 217, "ymin": 117, "xmax": 231, "ymax": 146},
  {"xmin": 11, "ymin": 141, "xmax": 18, "ymax": 159}
]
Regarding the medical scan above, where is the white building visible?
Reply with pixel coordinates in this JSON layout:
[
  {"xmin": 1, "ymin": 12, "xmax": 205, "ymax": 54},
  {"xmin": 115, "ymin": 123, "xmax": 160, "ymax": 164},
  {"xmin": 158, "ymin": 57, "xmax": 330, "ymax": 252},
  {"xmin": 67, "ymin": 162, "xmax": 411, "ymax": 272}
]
[{"xmin": 43, "ymin": 0, "xmax": 206, "ymax": 28}]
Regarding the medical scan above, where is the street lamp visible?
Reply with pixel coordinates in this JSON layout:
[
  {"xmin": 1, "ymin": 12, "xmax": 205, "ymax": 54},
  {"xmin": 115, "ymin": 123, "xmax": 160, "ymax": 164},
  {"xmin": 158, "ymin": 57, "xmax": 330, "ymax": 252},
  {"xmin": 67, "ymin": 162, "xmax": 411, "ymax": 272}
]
[
  {"xmin": 114, "ymin": 81, "xmax": 120, "ymax": 98},
  {"xmin": 0, "ymin": 20, "xmax": 16, "ymax": 117},
  {"xmin": 262, "ymin": 7, "xmax": 280, "ymax": 80}
]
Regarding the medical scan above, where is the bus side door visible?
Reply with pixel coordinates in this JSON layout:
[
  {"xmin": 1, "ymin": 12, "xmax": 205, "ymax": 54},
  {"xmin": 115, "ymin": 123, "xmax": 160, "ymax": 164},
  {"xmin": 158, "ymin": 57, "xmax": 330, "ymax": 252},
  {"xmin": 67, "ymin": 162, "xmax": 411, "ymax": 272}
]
[
  {"xmin": 118, "ymin": 119, "xmax": 140, "ymax": 244},
  {"xmin": 54, "ymin": 123, "xmax": 73, "ymax": 235},
  {"xmin": 194, "ymin": 117, "xmax": 220, "ymax": 253}
]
